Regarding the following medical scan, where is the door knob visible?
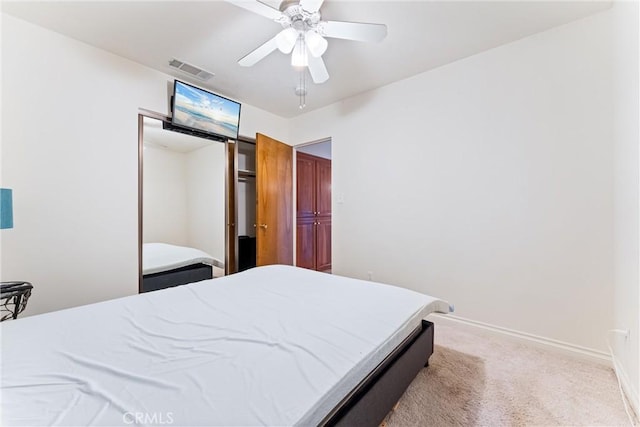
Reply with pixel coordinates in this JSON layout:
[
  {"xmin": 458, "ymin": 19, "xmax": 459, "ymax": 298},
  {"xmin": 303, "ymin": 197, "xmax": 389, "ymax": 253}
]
[{"xmin": 259, "ymin": 224, "xmax": 268, "ymax": 229}]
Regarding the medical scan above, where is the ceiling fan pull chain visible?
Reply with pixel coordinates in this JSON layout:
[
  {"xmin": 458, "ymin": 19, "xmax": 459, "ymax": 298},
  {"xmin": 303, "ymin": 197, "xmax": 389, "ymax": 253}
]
[{"xmin": 298, "ymin": 70, "xmax": 307, "ymax": 109}]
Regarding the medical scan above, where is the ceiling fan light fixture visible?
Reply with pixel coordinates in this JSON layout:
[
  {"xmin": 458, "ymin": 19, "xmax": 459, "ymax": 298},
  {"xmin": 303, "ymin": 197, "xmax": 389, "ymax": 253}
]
[
  {"xmin": 291, "ymin": 36, "xmax": 308, "ymax": 68},
  {"xmin": 227, "ymin": 0, "xmax": 388, "ymax": 107},
  {"xmin": 305, "ymin": 30, "xmax": 327, "ymax": 57},
  {"xmin": 275, "ymin": 27, "xmax": 298, "ymax": 53}
]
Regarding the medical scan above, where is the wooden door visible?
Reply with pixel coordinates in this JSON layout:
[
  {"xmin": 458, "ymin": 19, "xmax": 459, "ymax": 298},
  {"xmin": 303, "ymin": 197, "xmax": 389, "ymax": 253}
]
[
  {"xmin": 295, "ymin": 151, "xmax": 332, "ymax": 272},
  {"xmin": 315, "ymin": 158, "xmax": 331, "ymax": 271},
  {"xmin": 296, "ymin": 153, "xmax": 316, "ymax": 218},
  {"xmin": 256, "ymin": 133, "xmax": 293, "ymax": 266},
  {"xmin": 296, "ymin": 217, "xmax": 316, "ymax": 270},
  {"xmin": 316, "ymin": 217, "xmax": 332, "ymax": 272},
  {"xmin": 316, "ymin": 158, "xmax": 332, "ymax": 217}
]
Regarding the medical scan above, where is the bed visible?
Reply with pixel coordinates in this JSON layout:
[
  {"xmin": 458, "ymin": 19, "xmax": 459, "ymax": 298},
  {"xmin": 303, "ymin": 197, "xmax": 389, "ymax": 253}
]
[
  {"xmin": 142, "ymin": 242, "xmax": 225, "ymax": 292},
  {"xmin": 1, "ymin": 265, "xmax": 451, "ymax": 426}
]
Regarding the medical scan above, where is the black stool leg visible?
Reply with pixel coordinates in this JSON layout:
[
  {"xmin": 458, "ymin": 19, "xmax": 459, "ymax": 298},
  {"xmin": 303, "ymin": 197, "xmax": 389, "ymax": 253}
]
[{"xmin": 12, "ymin": 294, "xmax": 22, "ymax": 320}]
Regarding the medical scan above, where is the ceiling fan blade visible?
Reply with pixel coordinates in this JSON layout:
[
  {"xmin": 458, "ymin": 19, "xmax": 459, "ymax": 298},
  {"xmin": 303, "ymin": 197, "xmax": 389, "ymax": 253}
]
[
  {"xmin": 307, "ymin": 54, "xmax": 329, "ymax": 84},
  {"xmin": 300, "ymin": 0, "xmax": 324, "ymax": 13},
  {"xmin": 238, "ymin": 36, "xmax": 279, "ymax": 66},
  {"xmin": 225, "ymin": 0, "xmax": 284, "ymax": 21},
  {"xmin": 318, "ymin": 20, "xmax": 387, "ymax": 43}
]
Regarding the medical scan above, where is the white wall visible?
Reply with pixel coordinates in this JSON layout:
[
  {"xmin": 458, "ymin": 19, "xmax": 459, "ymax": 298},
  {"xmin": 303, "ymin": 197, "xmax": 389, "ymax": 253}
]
[
  {"xmin": 290, "ymin": 11, "xmax": 614, "ymax": 353},
  {"xmin": 186, "ymin": 143, "xmax": 226, "ymax": 262},
  {"xmin": 611, "ymin": 0, "xmax": 640, "ymax": 413},
  {"xmin": 0, "ymin": 6, "xmax": 4, "ymax": 279},
  {"xmin": 142, "ymin": 145, "xmax": 188, "ymax": 246},
  {"xmin": 0, "ymin": 13, "xmax": 288, "ymax": 316}
]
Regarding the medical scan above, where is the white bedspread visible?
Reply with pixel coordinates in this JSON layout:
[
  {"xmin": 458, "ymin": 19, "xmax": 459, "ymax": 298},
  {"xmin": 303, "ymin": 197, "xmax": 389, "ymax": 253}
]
[
  {"xmin": 1, "ymin": 265, "xmax": 451, "ymax": 426},
  {"xmin": 142, "ymin": 242, "xmax": 223, "ymax": 275}
]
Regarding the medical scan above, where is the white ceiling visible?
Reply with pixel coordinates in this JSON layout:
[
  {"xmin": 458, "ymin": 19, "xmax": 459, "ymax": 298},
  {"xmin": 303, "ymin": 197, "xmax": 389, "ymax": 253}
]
[{"xmin": 3, "ymin": 0, "xmax": 611, "ymax": 118}]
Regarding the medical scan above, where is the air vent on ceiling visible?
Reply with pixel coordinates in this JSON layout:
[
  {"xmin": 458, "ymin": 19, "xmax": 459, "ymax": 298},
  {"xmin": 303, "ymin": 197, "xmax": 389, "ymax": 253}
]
[{"xmin": 168, "ymin": 59, "xmax": 214, "ymax": 81}]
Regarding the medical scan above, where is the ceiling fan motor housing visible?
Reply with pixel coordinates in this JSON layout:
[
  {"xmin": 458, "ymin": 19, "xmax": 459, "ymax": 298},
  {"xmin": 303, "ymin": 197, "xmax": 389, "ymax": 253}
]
[{"xmin": 280, "ymin": 2, "xmax": 321, "ymax": 32}]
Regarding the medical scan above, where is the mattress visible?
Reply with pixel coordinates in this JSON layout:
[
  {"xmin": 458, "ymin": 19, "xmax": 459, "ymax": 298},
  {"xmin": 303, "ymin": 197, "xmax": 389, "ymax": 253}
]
[
  {"xmin": 1, "ymin": 265, "xmax": 451, "ymax": 426},
  {"xmin": 142, "ymin": 242, "xmax": 223, "ymax": 275},
  {"xmin": 212, "ymin": 265, "xmax": 225, "ymax": 278}
]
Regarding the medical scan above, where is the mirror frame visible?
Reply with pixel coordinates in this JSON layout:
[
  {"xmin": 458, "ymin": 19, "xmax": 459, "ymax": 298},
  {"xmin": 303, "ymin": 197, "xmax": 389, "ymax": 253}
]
[{"xmin": 137, "ymin": 108, "xmax": 232, "ymax": 293}]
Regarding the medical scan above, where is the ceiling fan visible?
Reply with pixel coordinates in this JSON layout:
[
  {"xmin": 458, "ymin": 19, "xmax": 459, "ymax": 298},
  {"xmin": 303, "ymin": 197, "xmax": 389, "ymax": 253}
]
[{"xmin": 227, "ymin": 0, "xmax": 387, "ymax": 84}]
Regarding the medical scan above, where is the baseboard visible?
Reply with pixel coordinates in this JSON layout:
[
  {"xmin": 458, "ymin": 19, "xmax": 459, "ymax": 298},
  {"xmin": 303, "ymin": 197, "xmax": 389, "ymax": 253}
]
[
  {"xmin": 429, "ymin": 313, "xmax": 611, "ymax": 365},
  {"xmin": 610, "ymin": 350, "xmax": 640, "ymax": 423}
]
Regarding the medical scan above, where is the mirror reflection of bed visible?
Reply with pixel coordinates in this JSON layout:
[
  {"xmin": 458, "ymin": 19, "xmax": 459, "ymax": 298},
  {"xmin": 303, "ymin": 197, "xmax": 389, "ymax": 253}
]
[{"xmin": 140, "ymin": 116, "xmax": 226, "ymax": 292}]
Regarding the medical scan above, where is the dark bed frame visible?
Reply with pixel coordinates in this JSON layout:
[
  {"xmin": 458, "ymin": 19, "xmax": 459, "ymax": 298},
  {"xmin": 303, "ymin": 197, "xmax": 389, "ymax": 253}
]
[
  {"xmin": 141, "ymin": 263, "xmax": 213, "ymax": 293},
  {"xmin": 321, "ymin": 320, "xmax": 435, "ymax": 426}
]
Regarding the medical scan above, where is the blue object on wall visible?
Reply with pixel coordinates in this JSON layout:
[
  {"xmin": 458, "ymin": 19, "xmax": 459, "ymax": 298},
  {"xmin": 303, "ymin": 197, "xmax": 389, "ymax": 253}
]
[{"xmin": 0, "ymin": 188, "xmax": 14, "ymax": 229}]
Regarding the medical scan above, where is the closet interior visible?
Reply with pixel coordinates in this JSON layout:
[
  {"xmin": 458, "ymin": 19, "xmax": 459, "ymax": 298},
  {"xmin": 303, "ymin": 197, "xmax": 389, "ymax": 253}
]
[{"xmin": 234, "ymin": 139, "xmax": 257, "ymax": 272}]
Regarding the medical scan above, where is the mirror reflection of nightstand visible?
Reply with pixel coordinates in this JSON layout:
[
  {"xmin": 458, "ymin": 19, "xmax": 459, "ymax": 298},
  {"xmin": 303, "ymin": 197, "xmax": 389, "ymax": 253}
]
[{"xmin": 0, "ymin": 282, "xmax": 33, "ymax": 321}]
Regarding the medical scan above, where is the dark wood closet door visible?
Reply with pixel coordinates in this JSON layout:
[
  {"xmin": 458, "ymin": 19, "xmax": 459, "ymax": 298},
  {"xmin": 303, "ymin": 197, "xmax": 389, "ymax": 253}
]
[
  {"xmin": 297, "ymin": 153, "xmax": 316, "ymax": 218},
  {"xmin": 256, "ymin": 133, "xmax": 293, "ymax": 266},
  {"xmin": 296, "ymin": 217, "xmax": 316, "ymax": 270},
  {"xmin": 316, "ymin": 216, "xmax": 332, "ymax": 272},
  {"xmin": 316, "ymin": 158, "xmax": 332, "ymax": 217},
  {"xmin": 295, "ymin": 151, "xmax": 331, "ymax": 272}
]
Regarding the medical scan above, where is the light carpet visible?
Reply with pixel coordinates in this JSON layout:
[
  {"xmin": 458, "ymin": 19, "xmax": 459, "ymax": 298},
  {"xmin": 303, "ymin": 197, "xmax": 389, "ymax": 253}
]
[{"xmin": 383, "ymin": 321, "xmax": 636, "ymax": 426}]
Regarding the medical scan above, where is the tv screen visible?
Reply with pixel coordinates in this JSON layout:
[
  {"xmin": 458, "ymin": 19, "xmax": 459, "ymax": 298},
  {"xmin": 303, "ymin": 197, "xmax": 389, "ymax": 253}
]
[{"xmin": 171, "ymin": 80, "xmax": 241, "ymax": 141}]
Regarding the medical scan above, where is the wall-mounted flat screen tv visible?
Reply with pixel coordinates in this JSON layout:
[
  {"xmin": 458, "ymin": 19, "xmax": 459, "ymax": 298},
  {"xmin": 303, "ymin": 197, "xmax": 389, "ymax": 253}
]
[{"xmin": 171, "ymin": 80, "xmax": 241, "ymax": 141}]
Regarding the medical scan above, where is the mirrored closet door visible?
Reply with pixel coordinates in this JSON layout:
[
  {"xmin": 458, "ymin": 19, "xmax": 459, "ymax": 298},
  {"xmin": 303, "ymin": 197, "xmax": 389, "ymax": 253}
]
[{"xmin": 139, "ymin": 115, "xmax": 227, "ymax": 293}]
